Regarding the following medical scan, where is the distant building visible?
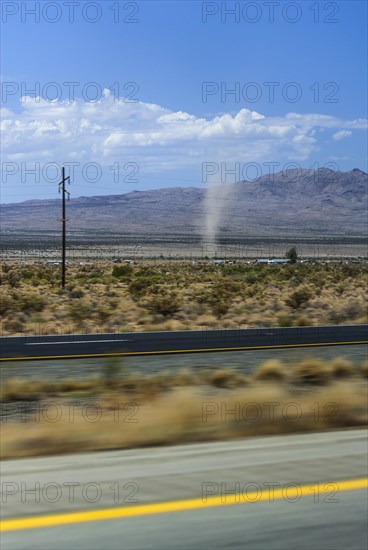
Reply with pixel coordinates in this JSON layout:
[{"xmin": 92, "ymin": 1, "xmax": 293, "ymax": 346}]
[
  {"xmin": 208, "ymin": 259, "xmax": 236, "ymax": 265},
  {"xmin": 256, "ymin": 258, "xmax": 290, "ymax": 265},
  {"xmin": 269, "ymin": 259, "xmax": 290, "ymax": 265}
]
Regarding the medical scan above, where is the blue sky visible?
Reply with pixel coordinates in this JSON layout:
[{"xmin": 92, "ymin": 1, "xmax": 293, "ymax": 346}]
[{"xmin": 1, "ymin": 0, "xmax": 367, "ymax": 202}]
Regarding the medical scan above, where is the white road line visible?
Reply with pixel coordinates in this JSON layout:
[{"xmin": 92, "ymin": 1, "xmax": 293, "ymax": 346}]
[{"xmin": 26, "ymin": 340, "xmax": 130, "ymax": 345}]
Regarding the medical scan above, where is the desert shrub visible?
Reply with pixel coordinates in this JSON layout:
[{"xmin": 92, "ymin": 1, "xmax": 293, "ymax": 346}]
[
  {"xmin": 328, "ymin": 309, "xmax": 346, "ymax": 324},
  {"xmin": 128, "ymin": 277, "xmax": 154, "ymax": 298},
  {"xmin": 0, "ymin": 378, "xmax": 35, "ymax": 401},
  {"xmin": 360, "ymin": 361, "xmax": 368, "ymax": 379},
  {"xmin": 253, "ymin": 360, "xmax": 287, "ymax": 382},
  {"xmin": 245, "ymin": 272, "xmax": 258, "ymax": 284},
  {"xmin": 57, "ymin": 378, "xmax": 99, "ymax": 392},
  {"xmin": 278, "ymin": 315, "xmax": 293, "ymax": 327},
  {"xmin": 293, "ymin": 358, "xmax": 331, "ymax": 385},
  {"xmin": 0, "ymin": 378, "xmax": 62, "ymax": 400},
  {"xmin": 223, "ymin": 279, "xmax": 244, "ymax": 294},
  {"xmin": 6, "ymin": 270, "xmax": 21, "ymax": 288},
  {"xmin": 134, "ymin": 268, "xmax": 165, "ymax": 283},
  {"xmin": 327, "ymin": 301, "xmax": 366, "ymax": 324},
  {"xmin": 329, "ymin": 357, "xmax": 355, "ymax": 379},
  {"xmin": 2, "ymin": 319, "xmax": 24, "ymax": 332},
  {"xmin": 222, "ymin": 264, "xmax": 247, "ymax": 278},
  {"xmin": 112, "ymin": 265, "xmax": 133, "ymax": 279},
  {"xmin": 341, "ymin": 300, "xmax": 367, "ymax": 320},
  {"xmin": 335, "ymin": 283, "xmax": 346, "ymax": 296},
  {"xmin": 203, "ymin": 279, "xmax": 243, "ymax": 317},
  {"xmin": 21, "ymin": 270, "xmax": 34, "ymax": 280},
  {"xmin": 207, "ymin": 368, "xmax": 247, "ymax": 388},
  {"xmin": 105, "ymin": 290, "xmax": 117, "ymax": 297},
  {"xmin": 177, "ymin": 369, "xmax": 200, "ymax": 386},
  {"xmin": 35, "ymin": 267, "xmax": 58, "ymax": 284},
  {"xmin": 0, "ymin": 293, "xmax": 15, "ymax": 315},
  {"xmin": 146, "ymin": 274, "xmax": 166, "ymax": 285},
  {"xmin": 295, "ymin": 315, "xmax": 312, "ymax": 326},
  {"xmin": 28, "ymin": 314, "xmax": 46, "ymax": 323},
  {"xmin": 210, "ymin": 298, "xmax": 230, "ymax": 317},
  {"xmin": 16, "ymin": 292, "xmax": 47, "ymax": 314},
  {"xmin": 341, "ymin": 264, "xmax": 359, "ymax": 277},
  {"xmin": 95, "ymin": 306, "xmax": 112, "ymax": 323},
  {"xmin": 89, "ymin": 270, "xmax": 104, "ymax": 282},
  {"xmin": 67, "ymin": 299, "xmax": 94, "ymax": 324},
  {"xmin": 69, "ymin": 289, "xmax": 84, "ymax": 299},
  {"xmin": 285, "ymin": 287, "xmax": 312, "ymax": 309},
  {"xmin": 145, "ymin": 291, "xmax": 181, "ymax": 317}
]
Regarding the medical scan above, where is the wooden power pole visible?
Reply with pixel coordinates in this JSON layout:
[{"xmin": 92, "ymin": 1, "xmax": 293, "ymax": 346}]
[{"xmin": 58, "ymin": 166, "xmax": 70, "ymax": 289}]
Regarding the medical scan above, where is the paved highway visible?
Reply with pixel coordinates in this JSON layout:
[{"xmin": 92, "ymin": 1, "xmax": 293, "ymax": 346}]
[
  {"xmin": 1, "ymin": 324, "xmax": 367, "ymax": 361},
  {"xmin": 1, "ymin": 430, "xmax": 367, "ymax": 549}
]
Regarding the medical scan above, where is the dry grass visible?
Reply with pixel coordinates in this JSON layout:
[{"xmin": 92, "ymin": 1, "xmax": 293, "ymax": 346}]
[{"xmin": 1, "ymin": 357, "xmax": 367, "ymax": 458}]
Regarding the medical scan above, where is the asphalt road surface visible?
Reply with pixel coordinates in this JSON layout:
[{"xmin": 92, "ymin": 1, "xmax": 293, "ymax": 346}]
[
  {"xmin": 1, "ymin": 429, "xmax": 367, "ymax": 549},
  {"xmin": 1, "ymin": 324, "xmax": 367, "ymax": 361}
]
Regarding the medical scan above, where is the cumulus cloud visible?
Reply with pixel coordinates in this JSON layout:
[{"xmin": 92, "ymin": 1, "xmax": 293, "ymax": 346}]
[
  {"xmin": 332, "ymin": 130, "xmax": 353, "ymax": 141},
  {"xmin": 1, "ymin": 96, "xmax": 366, "ymax": 172}
]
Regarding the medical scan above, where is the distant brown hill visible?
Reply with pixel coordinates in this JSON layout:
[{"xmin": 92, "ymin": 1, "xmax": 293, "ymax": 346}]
[{"xmin": 1, "ymin": 168, "xmax": 367, "ymax": 238}]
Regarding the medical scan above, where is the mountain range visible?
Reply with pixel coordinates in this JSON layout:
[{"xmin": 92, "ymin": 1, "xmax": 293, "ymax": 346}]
[{"xmin": 1, "ymin": 168, "xmax": 367, "ymax": 238}]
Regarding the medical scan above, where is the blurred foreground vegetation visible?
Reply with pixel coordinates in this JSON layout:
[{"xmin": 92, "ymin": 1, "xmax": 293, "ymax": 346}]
[{"xmin": 1, "ymin": 356, "xmax": 367, "ymax": 458}]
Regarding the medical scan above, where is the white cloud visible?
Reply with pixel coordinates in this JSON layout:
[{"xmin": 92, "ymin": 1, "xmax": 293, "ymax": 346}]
[
  {"xmin": 1, "ymin": 96, "xmax": 366, "ymax": 172},
  {"xmin": 332, "ymin": 130, "xmax": 352, "ymax": 141}
]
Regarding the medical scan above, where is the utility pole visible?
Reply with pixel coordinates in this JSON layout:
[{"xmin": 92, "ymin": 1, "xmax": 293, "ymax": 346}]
[{"xmin": 58, "ymin": 166, "xmax": 70, "ymax": 289}]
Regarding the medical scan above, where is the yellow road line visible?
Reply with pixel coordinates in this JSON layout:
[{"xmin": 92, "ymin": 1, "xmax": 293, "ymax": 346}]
[
  {"xmin": 1, "ymin": 340, "xmax": 367, "ymax": 362},
  {"xmin": 1, "ymin": 478, "xmax": 367, "ymax": 532}
]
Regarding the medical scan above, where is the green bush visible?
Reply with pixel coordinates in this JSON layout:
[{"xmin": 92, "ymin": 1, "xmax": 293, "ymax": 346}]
[
  {"xmin": 145, "ymin": 291, "xmax": 181, "ymax": 317},
  {"xmin": 67, "ymin": 299, "xmax": 94, "ymax": 324},
  {"xmin": 210, "ymin": 299, "xmax": 230, "ymax": 317},
  {"xmin": 95, "ymin": 305, "xmax": 115, "ymax": 322},
  {"xmin": 0, "ymin": 291, "xmax": 47, "ymax": 316},
  {"xmin": 89, "ymin": 269, "xmax": 104, "ymax": 282},
  {"xmin": 0, "ymin": 294, "xmax": 15, "ymax": 315},
  {"xmin": 17, "ymin": 293, "xmax": 47, "ymax": 314},
  {"xmin": 22, "ymin": 270, "xmax": 34, "ymax": 280},
  {"xmin": 69, "ymin": 289, "xmax": 85, "ymax": 299},
  {"xmin": 6, "ymin": 270, "xmax": 21, "ymax": 288},
  {"xmin": 285, "ymin": 287, "xmax": 312, "ymax": 309},
  {"xmin": 129, "ymin": 277, "xmax": 154, "ymax": 298},
  {"xmin": 285, "ymin": 246, "xmax": 298, "ymax": 263},
  {"xmin": 201, "ymin": 278, "xmax": 243, "ymax": 317},
  {"xmin": 245, "ymin": 272, "xmax": 258, "ymax": 284},
  {"xmin": 112, "ymin": 265, "xmax": 133, "ymax": 278}
]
